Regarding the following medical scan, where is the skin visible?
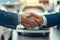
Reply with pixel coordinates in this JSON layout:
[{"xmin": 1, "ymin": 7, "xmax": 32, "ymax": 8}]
[{"xmin": 21, "ymin": 12, "xmax": 43, "ymax": 29}]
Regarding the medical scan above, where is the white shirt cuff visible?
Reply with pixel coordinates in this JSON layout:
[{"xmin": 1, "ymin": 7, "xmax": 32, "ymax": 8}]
[
  {"xmin": 41, "ymin": 16, "xmax": 47, "ymax": 26},
  {"xmin": 18, "ymin": 14, "xmax": 21, "ymax": 24}
]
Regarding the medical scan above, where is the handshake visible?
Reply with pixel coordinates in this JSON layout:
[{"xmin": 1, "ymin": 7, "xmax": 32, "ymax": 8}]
[{"xmin": 21, "ymin": 12, "xmax": 43, "ymax": 29}]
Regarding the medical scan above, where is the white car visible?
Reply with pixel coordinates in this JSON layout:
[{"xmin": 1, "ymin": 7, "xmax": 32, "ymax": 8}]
[{"xmin": 17, "ymin": 3, "xmax": 50, "ymax": 37}]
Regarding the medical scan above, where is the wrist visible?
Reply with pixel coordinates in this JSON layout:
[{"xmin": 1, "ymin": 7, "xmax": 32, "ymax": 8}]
[
  {"xmin": 18, "ymin": 14, "xmax": 21, "ymax": 24},
  {"xmin": 41, "ymin": 16, "xmax": 47, "ymax": 26},
  {"xmin": 39, "ymin": 15, "xmax": 43, "ymax": 24}
]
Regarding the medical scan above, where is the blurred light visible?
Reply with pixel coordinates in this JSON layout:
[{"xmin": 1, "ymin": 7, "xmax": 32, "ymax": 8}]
[
  {"xmin": 21, "ymin": 0, "xmax": 39, "ymax": 4},
  {"xmin": 26, "ymin": 0, "xmax": 39, "ymax": 3},
  {"xmin": 14, "ymin": 1, "xmax": 18, "ymax": 5},
  {"xmin": 6, "ymin": 1, "xmax": 10, "ymax": 5}
]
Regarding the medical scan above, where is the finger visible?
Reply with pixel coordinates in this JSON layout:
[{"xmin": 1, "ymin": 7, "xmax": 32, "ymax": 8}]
[
  {"xmin": 31, "ymin": 18, "xmax": 38, "ymax": 26},
  {"xmin": 26, "ymin": 21, "xmax": 36, "ymax": 28},
  {"xmin": 26, "ymin": 18, "xmax": 38, "ymax": 28},
  {"xmin": 32, "ymin": 15, "xmax": 43, "ymax": 25},
  {"xmin": 21, "ymin": 16, "xmax": 37, "ymax": 28},
  {"xmin": 30, "ymin": 13, "xmax": 39, "ymax": 18},
  {"xmin": 22, "ymin": 23, "xmax": 32, "ymax": 29},
  {"xmin": 34, "ymin": 17, "xmax": 41, "ymax": 24},
  {"xmin": 22, "ymin": 21, "xmax": 36, "ymax": 29},
  {"xmin": 26, "ymin": 17, "xmax": 38, "ymax": 28},
  {"xmin": 25, "ymin": 18, "xmax": 37, "ymax": 28},
  {"xmin": 21, "ymin": 19, "xmax": 35, "ymax": 28},
  {"xmin": 26, "ymin": 12, "xmax": 35, "ymax": 18},
  {"xmin": 36, "ymin": 16, "xmax": 43, "ymax": 24},
  {"xmin": 22, "ymin": 23, "xmax": 29, "ymax": 28},
  {"xmin": 26, "ymin": 24, "xmax": 33, "ymax": 28}
]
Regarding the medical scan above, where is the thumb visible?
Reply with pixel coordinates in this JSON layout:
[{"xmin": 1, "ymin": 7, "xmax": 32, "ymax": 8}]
[{"xmin": 26, "ymin": 12, "xmax": 34, "ymax": 18}]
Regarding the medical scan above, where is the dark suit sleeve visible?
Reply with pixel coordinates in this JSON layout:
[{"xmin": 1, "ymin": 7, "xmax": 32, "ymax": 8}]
[
  {"xmin": 43, "ymin": 12, "xmax": 60, "ymax": 28},
  {"xmin": 0, "ymin": 9, "xmax": 18, "ymax": 29}
]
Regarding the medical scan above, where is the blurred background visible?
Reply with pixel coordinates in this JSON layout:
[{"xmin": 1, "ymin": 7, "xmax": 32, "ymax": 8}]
[{"xmin": 0, "ymin": 0, "xmax": 60, "ymax": 40}]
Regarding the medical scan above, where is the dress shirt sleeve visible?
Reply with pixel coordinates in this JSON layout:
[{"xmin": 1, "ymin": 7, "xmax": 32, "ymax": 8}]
[
  {"xmin": 41, "ymin": 16, "xmax": 47, "ymax": 26},
  {"xmin": 18, "ymin": 14, "xmax": 21, "ymax": 25}
]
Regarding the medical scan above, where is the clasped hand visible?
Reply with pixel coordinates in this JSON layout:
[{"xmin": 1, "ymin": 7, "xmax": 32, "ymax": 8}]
[{"xmin": 21, "ymin": 12, "xmax": 43, "ymax": 29}]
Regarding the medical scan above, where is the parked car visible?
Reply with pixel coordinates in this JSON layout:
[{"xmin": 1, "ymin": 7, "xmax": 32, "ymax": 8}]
[{"xmin": 17, "ymin": 3, "xmax": 50, "ymax": 37}]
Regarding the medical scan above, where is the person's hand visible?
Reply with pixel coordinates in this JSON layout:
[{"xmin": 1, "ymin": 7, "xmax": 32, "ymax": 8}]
[{"xmin": 21, "ymin": 12, "xmax": 43, "ymax": 29}]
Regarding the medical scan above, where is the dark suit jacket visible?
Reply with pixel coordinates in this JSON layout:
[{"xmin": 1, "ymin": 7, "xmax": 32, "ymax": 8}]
[
  {"xmin": 0, "ymin": 10, "xmax": 18, "ymax": 29},
  {"xmin": 43, "ymin": 12, "xmax": 60, "ymax": 28}
]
